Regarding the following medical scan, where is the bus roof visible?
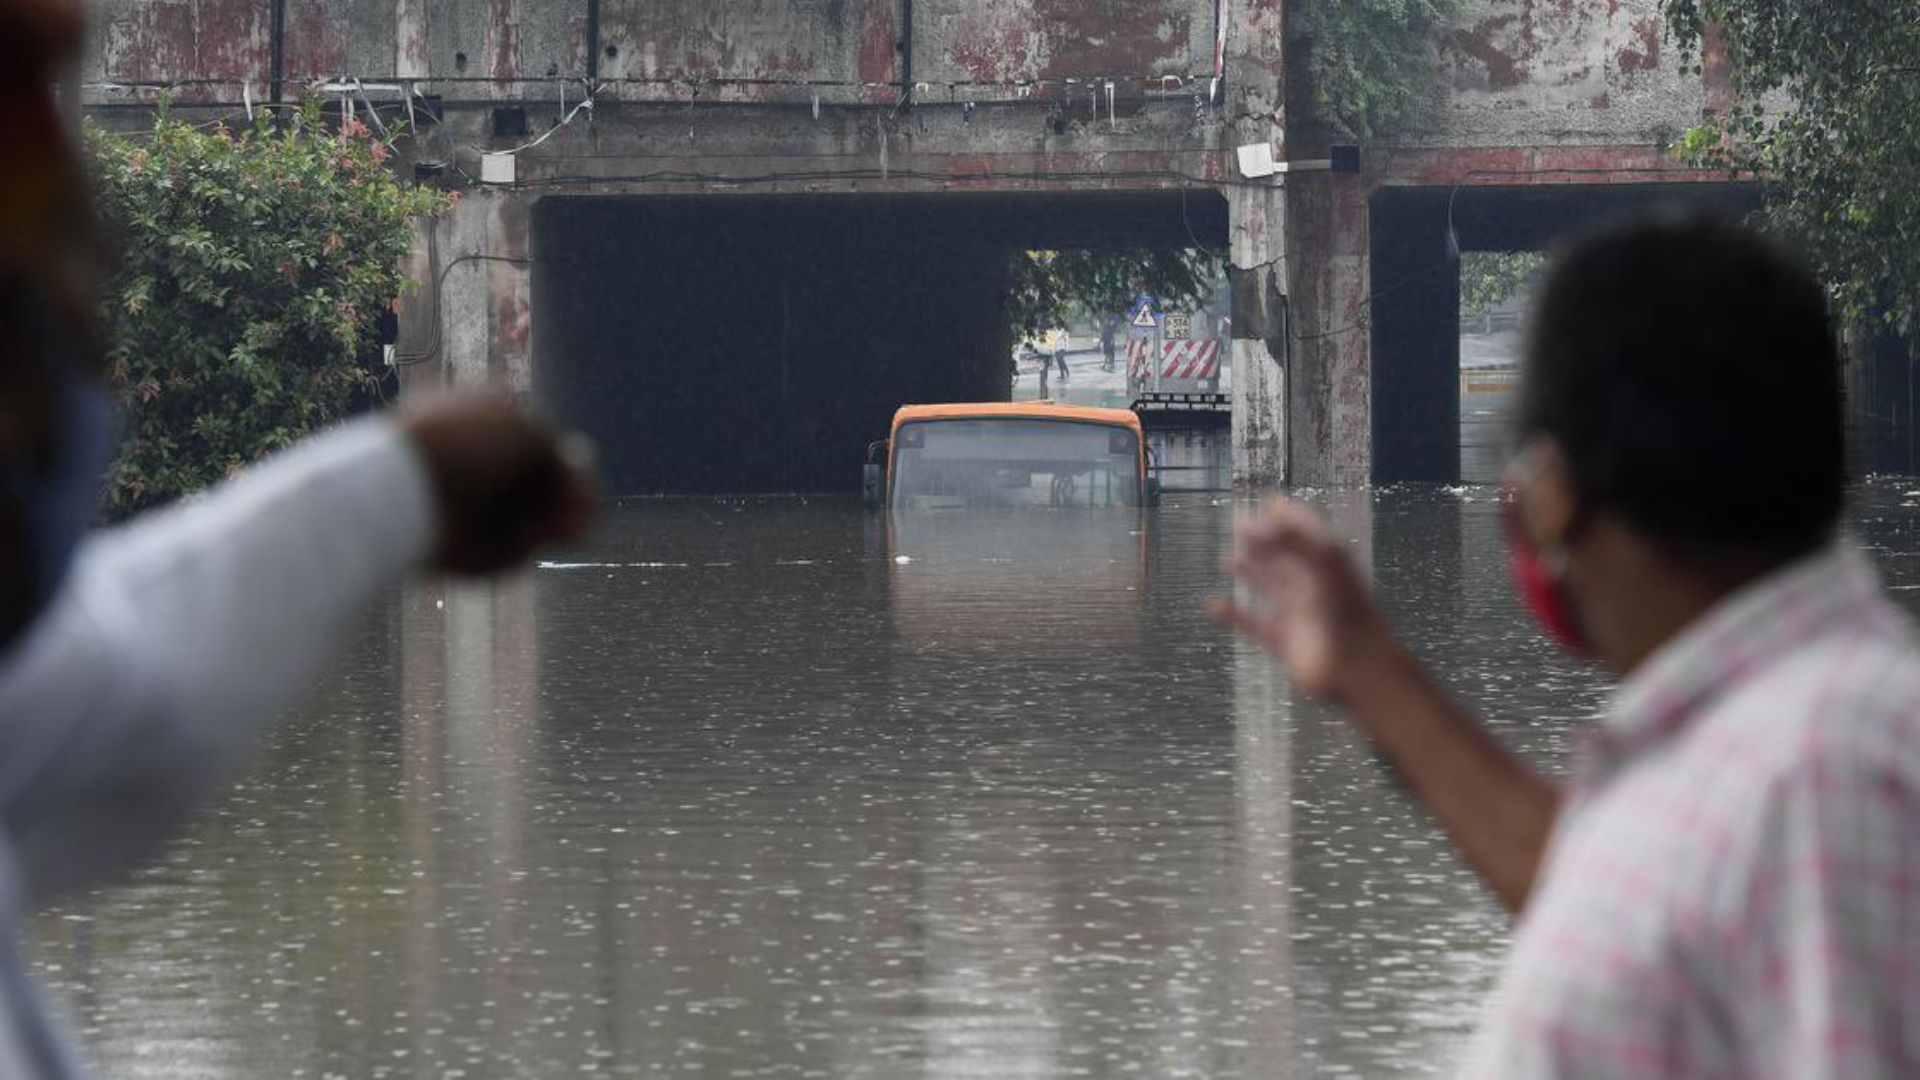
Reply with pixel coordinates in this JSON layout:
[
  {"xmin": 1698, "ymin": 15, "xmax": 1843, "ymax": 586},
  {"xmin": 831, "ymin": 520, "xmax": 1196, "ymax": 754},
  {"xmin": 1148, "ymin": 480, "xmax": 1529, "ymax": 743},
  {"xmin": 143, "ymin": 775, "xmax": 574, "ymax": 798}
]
[{"xmin": 891, "ymin": 401, "xmax": 1143, "ymax": 435}]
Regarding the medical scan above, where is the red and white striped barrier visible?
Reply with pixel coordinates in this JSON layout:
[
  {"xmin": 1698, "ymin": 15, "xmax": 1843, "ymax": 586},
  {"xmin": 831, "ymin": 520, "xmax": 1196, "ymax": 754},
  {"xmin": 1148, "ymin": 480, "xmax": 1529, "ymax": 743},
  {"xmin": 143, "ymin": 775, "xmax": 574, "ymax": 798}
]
[
  {"xmin": 1126, "ymin": 340, "xmax": 1155, "ymax": 380},
  {"xmin": 1161, "ymin": 340, "xmax": 1221, "ymax": 380},
  {"xmin": 1129, "ymin": 340, "xmax": 1222, "ymax": 382}
]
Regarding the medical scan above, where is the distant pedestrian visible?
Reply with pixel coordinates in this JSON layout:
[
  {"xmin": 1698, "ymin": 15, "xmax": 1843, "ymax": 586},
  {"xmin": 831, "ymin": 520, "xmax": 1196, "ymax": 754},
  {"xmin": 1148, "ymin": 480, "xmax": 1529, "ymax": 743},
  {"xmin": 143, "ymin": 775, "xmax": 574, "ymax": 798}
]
[
  {"xmin": 1022, "ymin": 341, "xmax": 1048, "ymax": 396},
  {"xmin": 1054, "ymin": 329, "xmax": 1071, "ymax": 382},
  {"xmin": 1218, "ymin": 215, "xmax": 1920, "ymax": 1076},
  {"xmin": 1099, "ymin": 318, "xmax": 1117, "ymax": 372}
]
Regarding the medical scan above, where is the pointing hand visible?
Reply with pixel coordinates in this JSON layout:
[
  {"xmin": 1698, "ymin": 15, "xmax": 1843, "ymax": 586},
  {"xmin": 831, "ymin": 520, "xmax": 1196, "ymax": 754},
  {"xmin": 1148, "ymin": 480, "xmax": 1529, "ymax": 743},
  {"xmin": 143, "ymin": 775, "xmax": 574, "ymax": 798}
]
[{"xmin": 399, "ymin": 394, "xmax": 598, "ymax": 576}]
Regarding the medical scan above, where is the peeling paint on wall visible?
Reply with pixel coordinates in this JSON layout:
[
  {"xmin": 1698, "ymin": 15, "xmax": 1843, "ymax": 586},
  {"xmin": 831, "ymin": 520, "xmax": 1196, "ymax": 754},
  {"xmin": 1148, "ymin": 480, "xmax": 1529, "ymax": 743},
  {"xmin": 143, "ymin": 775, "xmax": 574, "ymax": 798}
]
[
  {"xmin": 91, "ymin": 0, "xmax": 269, "ymax": 97},
  {"xmin": 1614, "ymin": 17, "xmax": 1661, "ymax": 75},
  {"xmin": 917, "ymin": 0, "xmax": 1212, "ymax": 87},
  {"xmin": 1422, "ymin": 0, "xmax": 1704, "ymax": 147},
  {"xmin": 487, "ymin": 0, "xmax": 523, "ymax": 82},
  {"xmin": 856, "ymin": 5, "xmax": 902, "ymax": 92},
  {"xmin": 88, "ymin": 0, "xmax": 1216, "ymax": 105},
  {"xmin": 283, "ymin": 2, "xmax": 346, "ymax": 80},
  {"xmin": 596, "ymin": 0, "xmax": 892, "ymax": 90}
]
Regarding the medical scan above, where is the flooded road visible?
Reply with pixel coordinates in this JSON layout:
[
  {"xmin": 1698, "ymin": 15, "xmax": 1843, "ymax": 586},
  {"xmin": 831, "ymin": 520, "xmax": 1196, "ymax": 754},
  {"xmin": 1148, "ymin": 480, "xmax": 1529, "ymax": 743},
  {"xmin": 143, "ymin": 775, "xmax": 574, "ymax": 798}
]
[{"xmin": 31, "ymin": 484, "xmax": 1920, "ymax": 1078}]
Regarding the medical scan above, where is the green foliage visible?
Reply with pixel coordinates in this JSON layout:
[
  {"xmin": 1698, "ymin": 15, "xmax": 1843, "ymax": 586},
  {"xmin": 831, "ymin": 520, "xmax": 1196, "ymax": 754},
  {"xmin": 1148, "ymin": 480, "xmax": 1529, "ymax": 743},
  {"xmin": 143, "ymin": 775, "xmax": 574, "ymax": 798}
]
[
  {"xmin": 1460, "ymin": 251, "xmax": 1544, "ymax": 321},
  {"xmin": 1006, "ymin": 249, "xmax": 1222, "ymax": 340},
  {"xmin": 1666, "ymin": 2, "xmax": 1920, "ymax": 335},
  {"xmin": 86, "ymin": 103, "xmax": 445, "ymax": 514},
  {"xmin": 1293, "ymin": 0, "xmax": 1463, "ymax": 140}
]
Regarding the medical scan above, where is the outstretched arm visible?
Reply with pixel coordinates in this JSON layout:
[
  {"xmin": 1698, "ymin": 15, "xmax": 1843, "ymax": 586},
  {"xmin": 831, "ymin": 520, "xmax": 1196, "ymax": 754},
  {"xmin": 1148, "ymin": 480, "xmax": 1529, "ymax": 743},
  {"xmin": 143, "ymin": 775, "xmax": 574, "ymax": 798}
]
[
  {"xmin": 1213, "ymin": 499, "xmax": 1559, "ymax": 912},
  {"xmin": 0, "ymin": 398, "xmax": 594, "ymax": 905},
  {"xmin": 0, "ymin": 418, "xmax": 433, "ymax": 903}
]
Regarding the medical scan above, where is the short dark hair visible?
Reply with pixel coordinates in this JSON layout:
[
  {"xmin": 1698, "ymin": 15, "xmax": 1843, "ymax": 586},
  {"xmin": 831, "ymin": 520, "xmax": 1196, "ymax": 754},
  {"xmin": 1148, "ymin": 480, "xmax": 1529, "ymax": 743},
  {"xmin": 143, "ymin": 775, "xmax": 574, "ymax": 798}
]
[{"xmin": 1518, "ymin": 213, "xmax": 1844, "ymax": 560}]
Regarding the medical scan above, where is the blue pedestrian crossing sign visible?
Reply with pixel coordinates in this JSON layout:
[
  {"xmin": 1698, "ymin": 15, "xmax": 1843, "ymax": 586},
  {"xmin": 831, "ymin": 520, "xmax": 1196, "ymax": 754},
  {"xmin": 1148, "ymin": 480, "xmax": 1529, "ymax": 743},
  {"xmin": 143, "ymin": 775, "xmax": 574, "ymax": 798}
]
[{"xmin": 1127, "ymin": 294, "xmax": 1160, "ymax": 330}]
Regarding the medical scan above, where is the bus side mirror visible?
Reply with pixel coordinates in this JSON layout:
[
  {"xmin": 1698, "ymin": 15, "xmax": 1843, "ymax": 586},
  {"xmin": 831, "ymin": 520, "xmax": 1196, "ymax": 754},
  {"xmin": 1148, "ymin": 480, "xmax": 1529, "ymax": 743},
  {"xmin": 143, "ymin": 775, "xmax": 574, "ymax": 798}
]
[
  {"xmin": 863, "ymin": 440, "xmax": 888, "ymax": 509},
  {"xmin": 1147, "ymin": 477, "xmax": 1163, "ymax": 507}
]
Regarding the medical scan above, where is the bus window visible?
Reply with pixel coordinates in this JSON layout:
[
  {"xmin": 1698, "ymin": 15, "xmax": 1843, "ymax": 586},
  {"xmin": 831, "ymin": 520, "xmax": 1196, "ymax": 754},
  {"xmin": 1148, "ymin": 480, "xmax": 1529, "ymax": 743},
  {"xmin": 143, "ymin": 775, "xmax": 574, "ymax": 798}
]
[{"xmin": 891, "ymin": 419, "xmax": 1142, "ymax": 511}]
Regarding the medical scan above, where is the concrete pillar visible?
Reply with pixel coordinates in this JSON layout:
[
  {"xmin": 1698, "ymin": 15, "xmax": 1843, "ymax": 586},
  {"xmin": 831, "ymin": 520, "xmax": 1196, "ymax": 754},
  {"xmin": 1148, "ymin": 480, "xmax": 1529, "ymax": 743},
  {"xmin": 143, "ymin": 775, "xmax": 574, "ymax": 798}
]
[
  {"xmin": 401, "ymin": 191, "xmax": 534, "ymax": 395},
  {"xmin": 443, "ymin": 202, "xmax": 493, "ymax": 387},
  {"xmin": 1222, "ymin": 0, "xmax": 1290, "ymax": 490},
  {"xmin": 1229, "ymin": 186, "xmax": 1289, "ymax": 488},
  {"xmin": 1287, "ymin": 175, "xmax": 1373, "ymax": 486}
]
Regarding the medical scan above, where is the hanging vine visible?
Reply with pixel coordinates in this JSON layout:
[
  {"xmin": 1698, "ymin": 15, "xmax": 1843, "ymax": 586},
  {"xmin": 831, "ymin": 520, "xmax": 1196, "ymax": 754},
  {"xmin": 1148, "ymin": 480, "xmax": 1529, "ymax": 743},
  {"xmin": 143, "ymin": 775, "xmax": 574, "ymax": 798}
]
[
  {"xmin": 1666, "ymin": 1, "xmax": 1920, "ymax": 335},
  {"xmin": 1291, "ymin": 0, "xmax": 1463, "ymax": 141}
]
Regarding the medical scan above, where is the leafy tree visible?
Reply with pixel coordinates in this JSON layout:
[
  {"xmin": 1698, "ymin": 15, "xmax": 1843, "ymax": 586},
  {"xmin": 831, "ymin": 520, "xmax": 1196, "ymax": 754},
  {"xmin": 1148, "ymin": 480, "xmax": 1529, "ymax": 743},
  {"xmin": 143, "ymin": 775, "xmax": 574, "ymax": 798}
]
[
  {"xmin": 1006, "ymin": 248, "xmax": 1222, "ymax": 340},
  {"xmin": 1666, "ymin": 3, "xmax": 1920, "ymax": 334},
  {"xmin": 86, "ymin": 103, "xmax": 445, "ymax": 514},
  {"xmin": 1292, "ymin": 0, "xmax": 1462, "ymax": 141},
  {"xmin": 1460, "ymin": 251, "xmax": 1544, "ymax": 322}
]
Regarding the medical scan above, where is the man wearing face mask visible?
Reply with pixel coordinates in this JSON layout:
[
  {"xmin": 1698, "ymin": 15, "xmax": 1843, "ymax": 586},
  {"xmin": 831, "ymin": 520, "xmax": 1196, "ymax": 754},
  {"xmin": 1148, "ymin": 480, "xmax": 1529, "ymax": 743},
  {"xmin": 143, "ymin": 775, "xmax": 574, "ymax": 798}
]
[
  {"xmin": 1218, "ymin": 213, "xmax": 1920, "ymax": 1076},
  {"xmin": 0, "ymin": 4, "xmax": 595, "ymax": 1075}
]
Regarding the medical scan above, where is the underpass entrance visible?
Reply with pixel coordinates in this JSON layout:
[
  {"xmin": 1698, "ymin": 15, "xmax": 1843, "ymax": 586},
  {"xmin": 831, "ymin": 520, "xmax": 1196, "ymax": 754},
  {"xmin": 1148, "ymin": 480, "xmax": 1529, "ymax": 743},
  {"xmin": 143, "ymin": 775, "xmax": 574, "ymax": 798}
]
[
  {"xmin": 533, "ymin": 191, "xmax": 1229, "ymax": 496},
  {"xmin": 1369, "ymin": 182, "xmax": 1761, "ymax": 485}
]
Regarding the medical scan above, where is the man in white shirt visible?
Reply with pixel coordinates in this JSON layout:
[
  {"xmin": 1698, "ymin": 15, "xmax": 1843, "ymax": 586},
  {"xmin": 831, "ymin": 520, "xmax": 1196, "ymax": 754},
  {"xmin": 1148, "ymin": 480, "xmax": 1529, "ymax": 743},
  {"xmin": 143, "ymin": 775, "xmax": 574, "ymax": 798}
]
[
  {"xmin": 1218, "ymin": 215, "xmax": 1920, "ymax": 1075},
  {"xmin": 0, "ymin": 6, "xmax": 594, "ymax": 1075}
]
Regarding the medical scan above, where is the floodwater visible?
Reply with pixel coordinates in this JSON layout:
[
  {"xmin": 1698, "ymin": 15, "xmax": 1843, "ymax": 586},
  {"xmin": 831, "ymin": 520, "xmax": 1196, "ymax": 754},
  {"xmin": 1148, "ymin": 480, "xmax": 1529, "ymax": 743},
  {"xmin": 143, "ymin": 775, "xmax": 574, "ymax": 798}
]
[{"xmin": 30, "ymin": 483, "xmax": 1920, "ymax": 1078}]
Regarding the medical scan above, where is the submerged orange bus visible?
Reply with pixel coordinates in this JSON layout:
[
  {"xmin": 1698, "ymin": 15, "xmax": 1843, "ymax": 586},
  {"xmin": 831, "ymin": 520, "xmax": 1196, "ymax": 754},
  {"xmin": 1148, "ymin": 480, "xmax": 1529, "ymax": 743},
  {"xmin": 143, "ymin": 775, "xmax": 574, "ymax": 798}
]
[{"xmin": 864, "ymin": 402, "xmax": 1157, "ymax": 511}]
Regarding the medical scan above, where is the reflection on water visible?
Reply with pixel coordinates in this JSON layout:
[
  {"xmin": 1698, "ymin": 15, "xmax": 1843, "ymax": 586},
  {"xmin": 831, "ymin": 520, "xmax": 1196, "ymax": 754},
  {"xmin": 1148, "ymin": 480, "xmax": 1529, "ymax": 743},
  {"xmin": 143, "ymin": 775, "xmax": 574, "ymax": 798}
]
[
  {"xmin": 887, "ymin": 511, "xmax": 1150, "ymax": 654},
  {"xmin": 30, "ymin": 484, "xmax": 1920, "ymax": 1077}
]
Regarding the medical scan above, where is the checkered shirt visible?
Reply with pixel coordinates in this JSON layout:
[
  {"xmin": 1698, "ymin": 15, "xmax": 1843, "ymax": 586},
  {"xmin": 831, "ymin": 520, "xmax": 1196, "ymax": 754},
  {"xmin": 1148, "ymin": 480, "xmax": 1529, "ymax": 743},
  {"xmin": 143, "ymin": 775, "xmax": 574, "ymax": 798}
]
[{"xmin": 1464, "ymin": 543, "xmax": 1920, "ymax": 1078}]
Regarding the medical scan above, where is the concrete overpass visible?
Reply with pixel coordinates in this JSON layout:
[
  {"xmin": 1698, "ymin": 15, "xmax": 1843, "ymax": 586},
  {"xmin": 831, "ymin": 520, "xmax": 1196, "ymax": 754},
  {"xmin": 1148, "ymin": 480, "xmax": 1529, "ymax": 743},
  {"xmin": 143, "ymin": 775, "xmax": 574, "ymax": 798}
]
[{"xmin": 82, "ymin": 0, "xmax": 1748, "ymax": 490}]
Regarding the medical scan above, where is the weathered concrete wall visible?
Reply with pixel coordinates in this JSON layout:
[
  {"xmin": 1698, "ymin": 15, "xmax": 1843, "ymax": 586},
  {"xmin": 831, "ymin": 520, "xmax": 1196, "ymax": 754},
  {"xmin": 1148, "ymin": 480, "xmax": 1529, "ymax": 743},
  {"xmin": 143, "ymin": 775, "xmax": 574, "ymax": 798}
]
[
  {"xmin": 915, "ymin": 0, "xmax": 1216, "ymax": 87},
  {"xmin": 1418, "ymin": 0, "xmax": 1708, "ymax": 148},
  {"xmin": 89, "ymin": 0, "xmax": 457, "ymax": 93},
  {"xmin": 597, "ymin": 0, "xmax": 895, "ymax": 101},
  {"xmin": 89, "ymin": 0, "xmax": 267, "ymax": 92},
  {"xmin": 86, "ymin": 0, "xmax": 1223, "ymax": 103},
  {"xmin": 1277, "ymin": 1, "xmax": 1738, "ymax": 486}
]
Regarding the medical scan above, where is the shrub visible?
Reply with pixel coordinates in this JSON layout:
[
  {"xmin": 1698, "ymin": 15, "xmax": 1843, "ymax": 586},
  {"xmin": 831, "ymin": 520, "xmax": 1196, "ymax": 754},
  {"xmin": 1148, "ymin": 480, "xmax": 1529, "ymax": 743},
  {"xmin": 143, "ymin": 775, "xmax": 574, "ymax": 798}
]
[{"xmin": 87, "ymin": 103, "xmax": 446, "ymax": 513}]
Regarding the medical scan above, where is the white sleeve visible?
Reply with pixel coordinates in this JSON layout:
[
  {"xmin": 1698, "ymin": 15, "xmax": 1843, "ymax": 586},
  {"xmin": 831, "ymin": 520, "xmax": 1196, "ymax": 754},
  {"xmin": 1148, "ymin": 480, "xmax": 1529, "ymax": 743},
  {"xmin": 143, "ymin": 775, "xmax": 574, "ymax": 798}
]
[{"xmin": 0, "ymin": 417, "xmax": 436, "ymax": 905}]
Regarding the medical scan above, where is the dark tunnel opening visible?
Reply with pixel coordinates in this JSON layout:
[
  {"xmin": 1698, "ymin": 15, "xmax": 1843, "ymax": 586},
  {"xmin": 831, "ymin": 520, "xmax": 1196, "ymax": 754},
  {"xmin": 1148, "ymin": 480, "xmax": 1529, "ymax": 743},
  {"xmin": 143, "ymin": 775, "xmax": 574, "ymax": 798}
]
[
  {"xmin": 1368, "ymin": 182, "xmax": 1763, "ymax": 485},
  {"xmin": 532, "ymin": 191, "xmax": 1230, "ymax": 496}
]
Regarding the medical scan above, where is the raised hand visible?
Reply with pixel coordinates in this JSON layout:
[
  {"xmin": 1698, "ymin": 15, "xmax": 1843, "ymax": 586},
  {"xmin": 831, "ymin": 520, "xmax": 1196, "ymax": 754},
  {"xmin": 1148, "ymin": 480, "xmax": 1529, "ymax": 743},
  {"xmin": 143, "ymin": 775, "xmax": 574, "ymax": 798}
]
[{"xmin": 1210, "ymin": 498, "xmax": 1394, "ymax": 701}]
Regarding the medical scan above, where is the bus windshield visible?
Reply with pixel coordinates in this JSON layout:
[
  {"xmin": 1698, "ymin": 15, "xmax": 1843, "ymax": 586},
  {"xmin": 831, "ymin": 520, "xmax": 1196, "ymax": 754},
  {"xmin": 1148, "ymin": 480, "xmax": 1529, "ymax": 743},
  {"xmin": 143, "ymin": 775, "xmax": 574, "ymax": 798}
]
[{"xmin": 891, "ymin": 419, "xmax": 1142, "ymax": 511}]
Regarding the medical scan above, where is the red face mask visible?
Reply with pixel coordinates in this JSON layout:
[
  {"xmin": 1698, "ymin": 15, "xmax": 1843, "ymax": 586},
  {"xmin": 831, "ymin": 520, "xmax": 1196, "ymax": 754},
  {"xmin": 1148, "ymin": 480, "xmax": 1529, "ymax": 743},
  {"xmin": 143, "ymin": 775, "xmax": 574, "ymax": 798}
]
[{"xmin": 1502, "ymin": 481, "xmax": 1590, "ymax": 654}]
